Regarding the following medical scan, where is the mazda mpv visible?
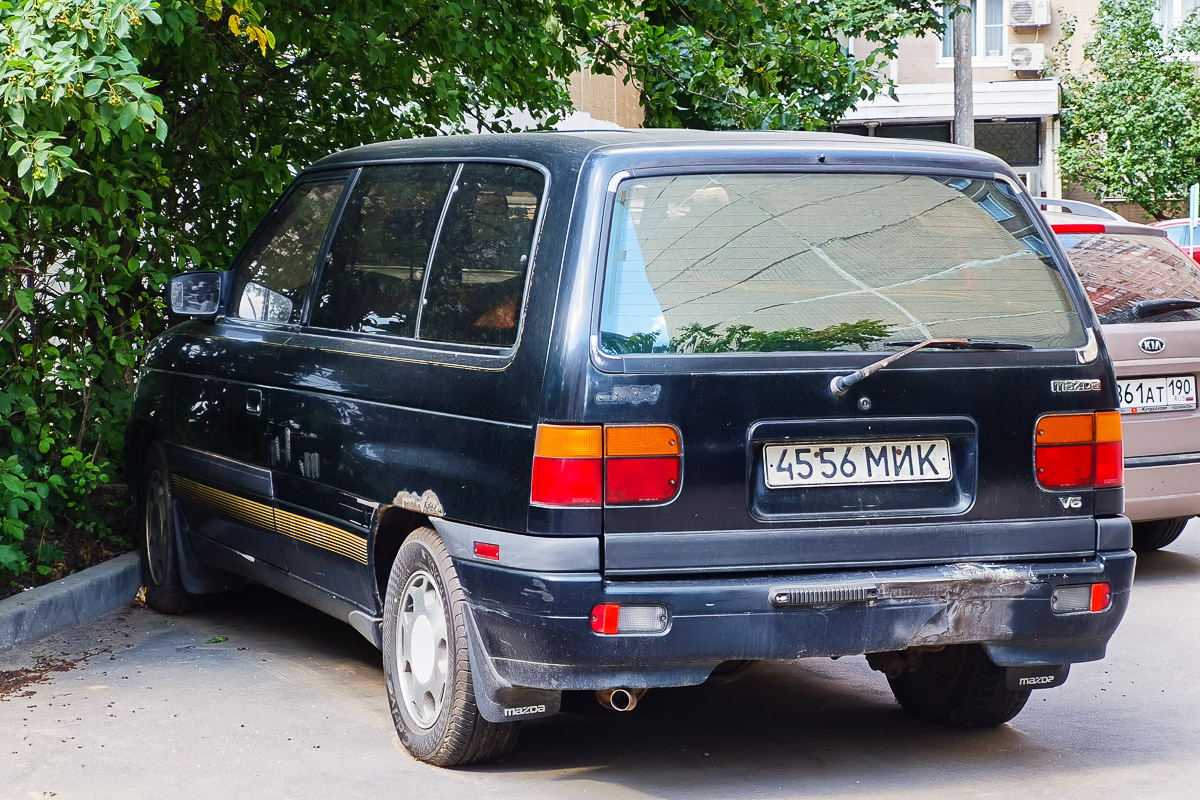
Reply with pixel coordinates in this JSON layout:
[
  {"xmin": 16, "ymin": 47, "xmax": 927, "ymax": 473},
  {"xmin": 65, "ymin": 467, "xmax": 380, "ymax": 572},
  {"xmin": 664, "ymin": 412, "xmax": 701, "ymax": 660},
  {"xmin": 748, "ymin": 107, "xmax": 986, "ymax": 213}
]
[
  {"xmin": 127, "ymin": 131, "xmax": 1134, "ymax": 766},
  {"xmin": 1046, "ymin": 200, "xmax": 1200, "ymax": 550}
]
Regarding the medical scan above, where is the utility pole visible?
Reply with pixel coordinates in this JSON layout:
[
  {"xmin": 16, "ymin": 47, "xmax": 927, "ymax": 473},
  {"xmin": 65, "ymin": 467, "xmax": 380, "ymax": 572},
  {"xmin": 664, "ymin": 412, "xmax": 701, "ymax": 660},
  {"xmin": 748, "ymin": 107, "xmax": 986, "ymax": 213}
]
[{"xmin": 953, "ymin": 2, "xmax": 974, "ymax": 147}]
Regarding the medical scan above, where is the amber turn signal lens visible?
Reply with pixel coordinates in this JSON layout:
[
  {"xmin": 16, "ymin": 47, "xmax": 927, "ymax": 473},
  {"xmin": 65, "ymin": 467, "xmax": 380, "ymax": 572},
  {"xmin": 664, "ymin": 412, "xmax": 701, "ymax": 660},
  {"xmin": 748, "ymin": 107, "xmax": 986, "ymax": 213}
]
[
  {"xmin": 605, "ymin": 425, "xmax": 681, "ymax": 457},
  {"xmin": 1035, "ymin": 413, "xmax": 1094, "ymax": 445},
  {"xmin": 1094, "ymin": 411, "xmax": 1122, "ymax": 443},
  {"xmin": 534, "ymin": 425, "xmax": 603, "ymax": 459}
]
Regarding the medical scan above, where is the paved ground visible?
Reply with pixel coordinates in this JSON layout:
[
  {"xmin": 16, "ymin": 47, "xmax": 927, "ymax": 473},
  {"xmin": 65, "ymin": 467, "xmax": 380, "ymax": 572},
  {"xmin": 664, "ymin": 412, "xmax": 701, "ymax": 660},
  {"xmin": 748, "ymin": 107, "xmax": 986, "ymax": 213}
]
[{"xmin": 3, "ymin": 523, "xmax": 1200, "ymax": 800}]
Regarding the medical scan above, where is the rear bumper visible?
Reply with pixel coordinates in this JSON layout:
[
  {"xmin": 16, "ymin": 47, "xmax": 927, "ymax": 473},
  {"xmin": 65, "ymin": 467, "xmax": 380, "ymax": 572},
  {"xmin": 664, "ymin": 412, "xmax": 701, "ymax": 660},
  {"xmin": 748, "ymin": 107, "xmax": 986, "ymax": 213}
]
[
  {"xmin": 455, "ymin": 544, "xmax": 1135, "ymax": 691},
  {"xmin": 1125, "ymin": 458, "xmax": 1200, "ymax": 523}
]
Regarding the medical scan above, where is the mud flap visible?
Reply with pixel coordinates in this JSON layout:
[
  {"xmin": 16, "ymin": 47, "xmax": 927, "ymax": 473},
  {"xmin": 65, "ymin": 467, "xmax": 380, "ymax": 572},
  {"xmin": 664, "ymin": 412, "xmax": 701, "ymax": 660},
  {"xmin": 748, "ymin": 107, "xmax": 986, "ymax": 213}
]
[
  {"xmin": 463, "ymin": 604, "xmax": 561, "ymax": 723},
  {"xmin": 1005, "ymin": 663, "xmax": 1070, "ymax": 690},
  {"xmin": 172, "ymin": 501, "xmax": 245, "ymax": 594}
]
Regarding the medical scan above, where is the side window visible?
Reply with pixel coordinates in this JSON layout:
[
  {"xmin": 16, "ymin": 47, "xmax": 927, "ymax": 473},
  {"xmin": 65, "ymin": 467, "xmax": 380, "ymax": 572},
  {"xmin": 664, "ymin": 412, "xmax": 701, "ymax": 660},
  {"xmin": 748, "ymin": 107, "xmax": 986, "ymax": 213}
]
[
  {"xmin": 418, "ymin": 164, "xmax": 544, "ymax": 347},
  {"xmin": 311, "ymin": 163, "xmax": 456, "ymax": 336},
  {"xmin": 231, "ymin": 178, "xmax": 346, "ymax": 323}
]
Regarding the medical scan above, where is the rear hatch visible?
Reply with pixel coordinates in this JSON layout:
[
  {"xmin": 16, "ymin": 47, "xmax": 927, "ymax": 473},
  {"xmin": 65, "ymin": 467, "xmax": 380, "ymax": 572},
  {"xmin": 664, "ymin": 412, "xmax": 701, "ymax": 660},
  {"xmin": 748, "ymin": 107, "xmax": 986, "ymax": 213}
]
[
  {"xmin": 586, "ymin": 171, "xmax": 1116, "ymax": 575},
  {"xmin": 1053, "ymin": 222, "xmax": 1200, "ymax": 464}
]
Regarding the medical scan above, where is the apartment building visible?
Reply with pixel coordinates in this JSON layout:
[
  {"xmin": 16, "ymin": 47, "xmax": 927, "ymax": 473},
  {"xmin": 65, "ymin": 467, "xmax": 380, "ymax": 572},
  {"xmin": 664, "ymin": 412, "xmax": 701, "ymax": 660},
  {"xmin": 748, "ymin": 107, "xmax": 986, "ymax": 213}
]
[{"xmin": 838, "ymin": 0, "xmax": 1195, "ymax": 200}]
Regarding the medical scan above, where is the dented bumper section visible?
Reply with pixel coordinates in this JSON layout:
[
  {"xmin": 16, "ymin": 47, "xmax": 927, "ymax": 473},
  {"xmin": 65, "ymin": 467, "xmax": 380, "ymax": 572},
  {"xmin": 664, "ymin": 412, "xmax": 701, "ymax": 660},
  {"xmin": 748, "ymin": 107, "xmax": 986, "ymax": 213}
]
[{"xmin": 455, "ymin": 549, "xmax": 1136, "ymax": 698}]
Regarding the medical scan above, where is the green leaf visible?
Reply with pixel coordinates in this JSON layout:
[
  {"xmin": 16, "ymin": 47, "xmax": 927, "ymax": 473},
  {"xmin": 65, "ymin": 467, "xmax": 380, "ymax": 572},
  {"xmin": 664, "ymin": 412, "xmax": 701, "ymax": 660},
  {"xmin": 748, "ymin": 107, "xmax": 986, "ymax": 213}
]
[
  {"xmin": 16, "ymin": 157, "xmax": 32, "ymax": 178},
  {"xmin": 14, "ymin": 288, "xmax": 34, "ymax": 314},
  {"xmin": 205, "ymin": 636, "xmax": 229, "ymax": 644},
  {"xmin": 9, "ymin": 103, "xmax": 24, "ymax": 127},
  {"xmin": 118, "ymin": 103, "xmax": 137, "ymax": 130}
]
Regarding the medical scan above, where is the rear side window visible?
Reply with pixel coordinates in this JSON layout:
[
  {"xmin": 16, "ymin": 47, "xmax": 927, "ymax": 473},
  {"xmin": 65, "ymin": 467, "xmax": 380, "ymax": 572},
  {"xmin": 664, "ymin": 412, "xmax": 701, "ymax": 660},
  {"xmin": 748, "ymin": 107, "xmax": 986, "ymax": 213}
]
[
  {"xmin": 311, "ymin": 164, "xmax": 457, "ymax": 336},
  {"xmin": 1162, "ymin": 224, "xmax": 1194, "ymax": 248},
  {"xmin": 232, "ymin": 178, "xmax": 347, "ymax": 323},
  {"xmin": 1056, "ymin": 230, "xmax": 1200, "ymax": 323},
  {"xmin": 598, "ymin": 173, "xmax": 1085, "ymax": 356},
  {"xmin": 418, "ymin": 163, "xmax": 544, "ymax": 347}
]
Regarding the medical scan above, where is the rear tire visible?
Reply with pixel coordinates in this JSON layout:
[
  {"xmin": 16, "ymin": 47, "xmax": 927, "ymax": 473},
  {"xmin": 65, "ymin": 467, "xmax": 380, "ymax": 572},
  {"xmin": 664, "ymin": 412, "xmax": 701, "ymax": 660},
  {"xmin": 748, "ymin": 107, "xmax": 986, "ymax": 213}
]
[
  {"xmin": 887, "ymin": 644, "xmax": 1030, "ymax": 728},
  {"xmin": 382, "ymin": 526, "xmax": 520, "ymax": 766},
  {"xmin": 1132, "ymin": 517, "xmax": 1188, "ymax": 552},
  {"xmin": 137, "ymin": 442, "xmax": 199, "ymax": 614}
]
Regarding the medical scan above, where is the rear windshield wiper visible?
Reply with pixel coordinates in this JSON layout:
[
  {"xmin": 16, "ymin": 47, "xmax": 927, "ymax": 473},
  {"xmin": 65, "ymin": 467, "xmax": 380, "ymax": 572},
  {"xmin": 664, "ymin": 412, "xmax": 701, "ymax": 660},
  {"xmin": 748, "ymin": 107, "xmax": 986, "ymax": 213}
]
[
  {"xmin": 883, "ymin": 339, "xmax": 1035, "ymax": 351},
  {"xmin": 1132, "ymin": 298, "xmax": 1200, "ymax": 319},
  {"xmin": 830, "ymin": 338, "xmax": 1033, "ymax": 397}
]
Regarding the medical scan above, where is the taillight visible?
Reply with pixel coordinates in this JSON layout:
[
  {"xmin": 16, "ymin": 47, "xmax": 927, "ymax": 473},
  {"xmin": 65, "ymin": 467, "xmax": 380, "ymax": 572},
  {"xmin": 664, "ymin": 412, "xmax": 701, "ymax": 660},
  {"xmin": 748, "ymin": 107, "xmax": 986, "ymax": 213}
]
[
  {"xmin": 531, "ymin": 425, "xmax": 603, "ymax": 507},
  {"xmin": 1034, "ymin": 411, "xmax": 1123, "ymax": 490},
  {"xmin": 530, "ymin": 423, "xmax": 682, "ymax": 507},
  {"xmin": 605, "ymin": 425, "xmax": 681, "ymax": 504}
]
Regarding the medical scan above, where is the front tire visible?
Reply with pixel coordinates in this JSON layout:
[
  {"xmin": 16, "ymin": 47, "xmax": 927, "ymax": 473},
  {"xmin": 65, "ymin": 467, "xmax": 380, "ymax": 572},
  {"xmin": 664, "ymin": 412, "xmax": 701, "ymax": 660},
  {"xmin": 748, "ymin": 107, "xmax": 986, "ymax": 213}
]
[
  {"xmin": 1132, "ymin": 517, "xmax": 1188, "ymax": 552},
  {"xmin": 137, "ymin": 442, "xmax": 198, "ymax": 614},
  {"xmin": 382, "ymin": 527, "xmax": 519, "ymax": 766},
  {"xmin": 887, "ymin": 644, "xmax": 1030, "ymax": 728}
]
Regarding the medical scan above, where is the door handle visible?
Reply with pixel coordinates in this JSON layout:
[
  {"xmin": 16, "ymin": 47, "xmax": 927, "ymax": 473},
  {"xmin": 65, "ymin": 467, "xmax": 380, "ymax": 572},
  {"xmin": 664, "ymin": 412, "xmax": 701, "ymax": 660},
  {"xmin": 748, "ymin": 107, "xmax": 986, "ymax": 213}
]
[{"xmin": 246, "ymin": 388, "xmax": 262, "ymax": 416}]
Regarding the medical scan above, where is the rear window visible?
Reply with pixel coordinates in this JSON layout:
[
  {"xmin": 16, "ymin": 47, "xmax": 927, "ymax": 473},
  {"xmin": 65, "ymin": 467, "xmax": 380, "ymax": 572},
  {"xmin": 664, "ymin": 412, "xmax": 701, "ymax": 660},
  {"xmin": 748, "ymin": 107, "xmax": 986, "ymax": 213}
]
[
  {"xmin": 598, "ymin": 173, "xmax": 1085, "ymax": 356},
  {"xmin": 1056, "ymin": 231, "xmax": 1200, "ymax": 323}
]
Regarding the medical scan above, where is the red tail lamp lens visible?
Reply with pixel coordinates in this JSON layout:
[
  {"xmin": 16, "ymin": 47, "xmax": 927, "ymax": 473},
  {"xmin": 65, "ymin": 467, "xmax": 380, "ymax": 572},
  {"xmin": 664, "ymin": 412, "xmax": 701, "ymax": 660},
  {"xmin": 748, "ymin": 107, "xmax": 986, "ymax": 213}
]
[
  {"xmin": 531, "ymin": 456, "xmax": 602, "ymax": 507},
  {"xmin": 1036, "ymin": 443, "xmax": 1095, "ymax": 489},
  {"xmin": 1091, "ymin": 582, "xmax": 1113, "ymax": 612},
  {"xmin": 1094, "ymin": 441, "xmax": 1123, "ymax": 487},
  {"xmin": 606, "ymin": 457, "xmax": 680, "ymax": 504}
]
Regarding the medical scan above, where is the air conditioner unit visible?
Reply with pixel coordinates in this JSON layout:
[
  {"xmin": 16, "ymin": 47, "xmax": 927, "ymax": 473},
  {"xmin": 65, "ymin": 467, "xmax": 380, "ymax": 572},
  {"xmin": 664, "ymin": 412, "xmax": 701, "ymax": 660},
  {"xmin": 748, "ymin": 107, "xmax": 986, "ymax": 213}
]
[
  {"xmin": 1008, "ymin": 43, "xmax": 1046, "ymax": 72},
  {"xmin": 1007, "ymin": 0, "xmax": 1051, "ymax": 27}
]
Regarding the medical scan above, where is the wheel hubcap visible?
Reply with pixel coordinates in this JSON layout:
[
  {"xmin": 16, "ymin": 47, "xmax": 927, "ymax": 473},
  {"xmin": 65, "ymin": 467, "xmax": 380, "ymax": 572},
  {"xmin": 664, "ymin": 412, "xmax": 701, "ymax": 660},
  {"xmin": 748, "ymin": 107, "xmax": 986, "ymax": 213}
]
[
  {"xmin": 397, "ymin": 570, "xmax": 449, "ymax": 730},
  {"xmin": 144, "ymin": 469, "xmax": 169, "ymax": 586}
]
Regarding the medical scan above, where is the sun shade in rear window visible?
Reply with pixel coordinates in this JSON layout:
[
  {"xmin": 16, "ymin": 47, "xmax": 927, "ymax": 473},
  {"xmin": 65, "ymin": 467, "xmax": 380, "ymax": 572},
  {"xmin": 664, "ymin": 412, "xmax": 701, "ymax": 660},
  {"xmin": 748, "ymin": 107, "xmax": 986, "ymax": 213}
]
[
  {"xmin": 1055, "ymin": 231, "xmax": 1200, "ymax": 323},
  {"xmin": 598, "ymin": 173, "xmax": 1086, "ymax": 355}
]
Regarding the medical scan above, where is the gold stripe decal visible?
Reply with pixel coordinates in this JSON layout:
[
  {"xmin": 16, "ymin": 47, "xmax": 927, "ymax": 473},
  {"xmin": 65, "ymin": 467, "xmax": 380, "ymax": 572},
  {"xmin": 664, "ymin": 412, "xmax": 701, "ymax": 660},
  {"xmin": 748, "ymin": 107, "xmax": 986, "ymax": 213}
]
[{"xmin": 173, "ymin": 476, "xmax": 368, "ymax": 565}]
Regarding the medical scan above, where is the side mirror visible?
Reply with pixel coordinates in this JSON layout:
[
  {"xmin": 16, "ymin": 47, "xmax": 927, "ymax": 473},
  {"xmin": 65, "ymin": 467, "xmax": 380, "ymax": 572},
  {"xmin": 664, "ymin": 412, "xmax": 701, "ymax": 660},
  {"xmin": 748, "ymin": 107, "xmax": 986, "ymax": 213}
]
[{"xmin": 168, "ymin": 271, "xmax": 228, "ymax": 320}]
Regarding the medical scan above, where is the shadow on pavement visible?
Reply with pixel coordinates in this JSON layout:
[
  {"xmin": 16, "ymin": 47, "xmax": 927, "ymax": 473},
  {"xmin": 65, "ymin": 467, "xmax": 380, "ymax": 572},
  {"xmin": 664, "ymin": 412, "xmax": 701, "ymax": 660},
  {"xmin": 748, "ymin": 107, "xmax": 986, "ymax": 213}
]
[{"xmin": 1131, "ymin": 547, "xmax": 1200, "ymax": 586}]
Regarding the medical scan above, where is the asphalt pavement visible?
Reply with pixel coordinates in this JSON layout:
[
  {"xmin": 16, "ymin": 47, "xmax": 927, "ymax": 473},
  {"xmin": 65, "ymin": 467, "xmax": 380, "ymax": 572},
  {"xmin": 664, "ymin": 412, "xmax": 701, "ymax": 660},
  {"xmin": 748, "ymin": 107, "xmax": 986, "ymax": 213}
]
[{"xmin": 3, "ymin": 522, "xmax": 1199, "ymax": 800}]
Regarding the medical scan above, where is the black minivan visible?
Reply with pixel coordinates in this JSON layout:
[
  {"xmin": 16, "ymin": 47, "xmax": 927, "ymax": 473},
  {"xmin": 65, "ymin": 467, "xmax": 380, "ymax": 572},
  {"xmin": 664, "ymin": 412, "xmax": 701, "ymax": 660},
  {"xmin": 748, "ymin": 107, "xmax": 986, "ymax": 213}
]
[{"xmin": 128, "ymin": 130, "xmax": 1134, "ymax": 766}]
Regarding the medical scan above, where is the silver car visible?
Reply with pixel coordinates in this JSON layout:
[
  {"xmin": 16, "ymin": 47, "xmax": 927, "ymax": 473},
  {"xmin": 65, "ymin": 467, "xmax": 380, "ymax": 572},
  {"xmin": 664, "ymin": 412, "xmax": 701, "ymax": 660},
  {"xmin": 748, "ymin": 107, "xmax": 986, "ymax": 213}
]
[{"xmin": 1047, "ymin": 201, "xmax": 1200, "ymax": 550}]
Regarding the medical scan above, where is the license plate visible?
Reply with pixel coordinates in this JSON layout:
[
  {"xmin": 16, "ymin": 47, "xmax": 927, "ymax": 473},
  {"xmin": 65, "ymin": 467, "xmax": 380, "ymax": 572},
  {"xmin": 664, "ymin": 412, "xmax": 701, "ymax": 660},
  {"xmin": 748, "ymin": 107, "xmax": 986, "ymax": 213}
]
[
  {"xmin": 764, "ymin": 439, "xmax": 953, "ymax": 489},
  {"xmin": 1118, "ymin": 375, "xmax": 1196, "ymax": 414}
]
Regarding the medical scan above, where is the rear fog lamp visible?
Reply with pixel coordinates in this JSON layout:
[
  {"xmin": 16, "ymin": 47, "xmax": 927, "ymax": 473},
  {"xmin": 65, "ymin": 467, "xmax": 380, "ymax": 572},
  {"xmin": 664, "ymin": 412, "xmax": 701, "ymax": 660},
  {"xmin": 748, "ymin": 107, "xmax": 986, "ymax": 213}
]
[
  {"xmin": 590, "ymin": 603, "xmax": 670, "ymax": 635},
  {"xmin": 1051, "ymin": 583, "xmax": 1112, "ymax": 614}
]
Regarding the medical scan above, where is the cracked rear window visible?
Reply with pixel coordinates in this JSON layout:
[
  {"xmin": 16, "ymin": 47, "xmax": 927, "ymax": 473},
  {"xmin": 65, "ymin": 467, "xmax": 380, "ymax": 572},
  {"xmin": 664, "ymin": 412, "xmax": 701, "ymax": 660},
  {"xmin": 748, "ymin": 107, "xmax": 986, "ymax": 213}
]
[{"xmin": 598, "ymin": 173, "xmax": 1086, "ymax": 355}]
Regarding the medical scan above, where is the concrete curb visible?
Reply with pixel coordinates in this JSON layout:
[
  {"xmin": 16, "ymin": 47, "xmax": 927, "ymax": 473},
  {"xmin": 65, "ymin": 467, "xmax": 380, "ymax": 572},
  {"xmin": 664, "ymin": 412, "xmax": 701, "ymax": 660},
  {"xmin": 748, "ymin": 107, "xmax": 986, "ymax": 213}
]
[{"xmin": 0, "ymin": 552, "xmax": 142, "ymax": 652}]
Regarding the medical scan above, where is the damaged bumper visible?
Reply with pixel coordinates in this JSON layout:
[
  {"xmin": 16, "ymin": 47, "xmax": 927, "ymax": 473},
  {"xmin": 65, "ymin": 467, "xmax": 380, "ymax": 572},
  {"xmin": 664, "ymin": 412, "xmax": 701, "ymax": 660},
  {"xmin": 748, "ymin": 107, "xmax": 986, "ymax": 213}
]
[{"xmin": 454, "ymin": 548, "xmax": 1135, "ymax": 695}]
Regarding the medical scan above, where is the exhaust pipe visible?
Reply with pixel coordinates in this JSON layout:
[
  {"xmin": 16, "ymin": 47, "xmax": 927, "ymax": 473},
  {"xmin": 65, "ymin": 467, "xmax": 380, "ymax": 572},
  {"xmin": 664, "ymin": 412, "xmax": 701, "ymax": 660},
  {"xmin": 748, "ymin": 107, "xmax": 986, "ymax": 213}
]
[{"xmin": 596, "ymin": 688, "xmax": 646, "ymax": 712}]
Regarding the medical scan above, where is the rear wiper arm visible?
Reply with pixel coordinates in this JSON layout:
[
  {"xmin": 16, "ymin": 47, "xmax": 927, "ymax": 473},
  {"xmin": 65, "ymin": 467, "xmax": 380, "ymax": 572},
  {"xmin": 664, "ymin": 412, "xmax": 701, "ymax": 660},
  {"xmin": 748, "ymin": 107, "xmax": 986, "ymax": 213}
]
[
  {"xmin": 1132, "ymin": 298, "xmax": 1200, "ymax": 318},
  {"xmin": 830, "ymin": 338, "xmax": 1032, "ymax": 397},
  {"xmin": 883, "ymin": 339, "xmax": 1035, "ymax": 351}
]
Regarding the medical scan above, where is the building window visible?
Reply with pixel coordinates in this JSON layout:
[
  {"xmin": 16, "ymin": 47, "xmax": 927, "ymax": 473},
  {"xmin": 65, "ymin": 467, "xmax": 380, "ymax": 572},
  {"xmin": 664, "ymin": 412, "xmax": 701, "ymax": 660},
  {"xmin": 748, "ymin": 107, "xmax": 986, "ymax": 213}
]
[
  {"xmin": 1154, "ymin": 0, "xmax": 1200, "ymax": 33},
  {"xmin": 975, "ymin": 120, "xmax": 1041, "ymax": 166},
  {"xmin": 940, "ymin": 0, "xmax": 1007, "ymax": 60}
]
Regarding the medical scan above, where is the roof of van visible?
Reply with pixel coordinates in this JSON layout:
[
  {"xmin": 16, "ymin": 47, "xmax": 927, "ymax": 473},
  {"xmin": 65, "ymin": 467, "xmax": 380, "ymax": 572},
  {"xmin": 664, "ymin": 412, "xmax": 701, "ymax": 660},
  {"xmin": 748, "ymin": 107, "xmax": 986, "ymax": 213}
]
[{"xmin": 306, "ymin": 129, "xmax": 1008, "ymax": 174}]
